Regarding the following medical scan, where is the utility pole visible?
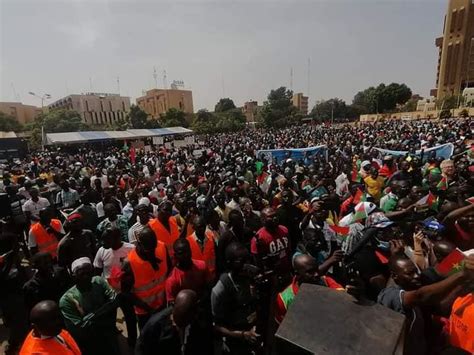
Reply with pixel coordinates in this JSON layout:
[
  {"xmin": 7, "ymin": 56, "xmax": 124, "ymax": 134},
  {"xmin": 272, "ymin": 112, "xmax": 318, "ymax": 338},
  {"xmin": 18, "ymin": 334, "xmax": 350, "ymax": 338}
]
[
  {"xmin": 290, "ymin": 67, "xmax": 293, "ymax": 91},
  {"xmin": 153, "ymin": 67, "xmax": 158, "ymax": 88},
  {"xmin": 307, "ymin": 58, "xmax": 311, "ymax": 97}
]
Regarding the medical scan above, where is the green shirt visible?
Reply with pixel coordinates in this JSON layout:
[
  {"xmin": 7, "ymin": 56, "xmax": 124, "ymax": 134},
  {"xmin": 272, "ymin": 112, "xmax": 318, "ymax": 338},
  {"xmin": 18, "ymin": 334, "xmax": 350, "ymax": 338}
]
[{"xmin": 60, "ymin": 276, "xmax": 116, "ymax": 332}]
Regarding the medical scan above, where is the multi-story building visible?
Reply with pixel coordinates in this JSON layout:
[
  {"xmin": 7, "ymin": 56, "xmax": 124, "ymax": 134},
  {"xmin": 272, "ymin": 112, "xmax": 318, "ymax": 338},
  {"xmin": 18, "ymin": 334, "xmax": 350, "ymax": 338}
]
[
  {"xmin": 136, "ymin": 89, "xmax": 194, "ymax": 119},
  {"xmin": 292, "ymin": 93, "xmax": 309, "ymax": 115},
  {"xmin": 0, "ymin": 102, "xmax": 42, "ymax": 125},
  {"xmin": 432, "ymin": 0, "xmax": 474, "ymax": 99},
  {"xmin": 242, "ymin": 100, "xmax": 261, "ymax": 122},
  {"xmin": 416, "ymin": 98, "xmax": 437, "ymax": 111},
  {"xmin": 48, "ymin": 93, "xmax": 131, "ymax": 126}
]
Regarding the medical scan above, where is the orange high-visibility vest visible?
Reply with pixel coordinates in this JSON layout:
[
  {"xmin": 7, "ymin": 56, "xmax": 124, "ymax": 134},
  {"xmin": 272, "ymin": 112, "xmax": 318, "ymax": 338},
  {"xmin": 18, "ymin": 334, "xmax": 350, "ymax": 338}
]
[
  {"xmin": 449, "ymin": 293, "xmax": 474, "ymax": 353},
  {"xmin": 148, "ymin": 217, "xmax": 179, "ymax": 254},
  {"xmin": 128, "ymin": 241, "xmax": 168, "ymax": 315},
  {"xmin": 20, "ymin": 329, "xmax": 81, "ymax": 355},
  {"xmin": 174, "ymin": 214, "xmax": 194, "ymax": 237},
  {"xmin": 30, "ymin": 219, "xmax": 62, "ymax": 258},
  {"xmin": 187, "ymin": 231, "xmax": 216, "ymax": 278}
]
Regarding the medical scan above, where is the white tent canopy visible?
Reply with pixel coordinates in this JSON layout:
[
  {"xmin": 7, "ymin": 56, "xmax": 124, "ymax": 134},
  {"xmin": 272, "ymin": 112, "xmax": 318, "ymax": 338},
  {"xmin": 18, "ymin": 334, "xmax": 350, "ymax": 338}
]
[{"xmin": 46, "ymin": 127, "xmax": 193, "ymax": 145}]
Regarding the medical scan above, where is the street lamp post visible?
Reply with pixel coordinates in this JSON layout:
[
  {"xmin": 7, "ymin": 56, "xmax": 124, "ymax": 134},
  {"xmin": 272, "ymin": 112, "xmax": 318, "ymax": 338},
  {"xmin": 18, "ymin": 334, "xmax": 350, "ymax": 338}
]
[
  {"xmin": 28, "ymin": 92, "xmax": 51, "ymax": 108},
  {"xmin": 28, "ymin": 92, "xmax": 51, "ymax": 151}
]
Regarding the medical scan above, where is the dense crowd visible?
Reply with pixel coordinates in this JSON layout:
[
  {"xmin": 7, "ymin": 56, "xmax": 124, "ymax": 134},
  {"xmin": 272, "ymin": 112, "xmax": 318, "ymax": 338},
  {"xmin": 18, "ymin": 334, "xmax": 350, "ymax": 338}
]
[{"xmin": 0, "ymin": 118, "xmax": 473, "ymax": 355}]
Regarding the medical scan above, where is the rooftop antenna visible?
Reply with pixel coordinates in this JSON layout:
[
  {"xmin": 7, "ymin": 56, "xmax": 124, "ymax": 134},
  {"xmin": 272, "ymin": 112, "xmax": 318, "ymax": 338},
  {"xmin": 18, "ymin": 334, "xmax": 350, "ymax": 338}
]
[
  {"xmin": 163, "ymin": 70, "xmax": 168, "ymax": 89},
  {"xmin": 117, "ymin": 76, "xmax": 121, "ymax": 94},
  {"xmin": 221, "ymin": 72, "xmax": 225, "ymax": 97},
  {"xmin": 307, "ymin": 58, "xmax": 311, "ymax": 97},
  {"xmin": 10, "ymin": 82, "xmax": 20, "ymax": 101},
  {"xmin": 153, "ymin": 67, "xmax": 158, "ymax": 88}
]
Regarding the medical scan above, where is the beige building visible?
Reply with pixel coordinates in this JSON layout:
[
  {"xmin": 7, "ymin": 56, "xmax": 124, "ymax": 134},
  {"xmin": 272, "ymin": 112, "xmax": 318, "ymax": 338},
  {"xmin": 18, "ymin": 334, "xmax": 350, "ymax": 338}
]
[
  {"xmin": 48, "ymin": 93, "xmax": 131, "ymax": 126},
  {"xmin": 292, "ymin": 93, "xmax": 309, "ymax": 115},
  {"xmin": 242, "ymin": 101, "xmax": 261, "ymax": 122},
  {"xmin": 0, "ymin": 102, "xmax": 42, "ymax": 125},
  {"xmin": 432, "ymin": 0, "xmax": 474, "ymax": 99},
  {"xmin": 136, "ymin": 89, "xmax": 194, "ymax": 119}
]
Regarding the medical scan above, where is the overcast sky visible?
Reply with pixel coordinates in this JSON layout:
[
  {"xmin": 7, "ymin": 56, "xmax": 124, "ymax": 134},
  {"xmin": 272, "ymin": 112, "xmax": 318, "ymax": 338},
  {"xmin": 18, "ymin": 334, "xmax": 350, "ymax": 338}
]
[{"xmin": 0, "ymin": 0, "xmax": 447, "ymax": 111}]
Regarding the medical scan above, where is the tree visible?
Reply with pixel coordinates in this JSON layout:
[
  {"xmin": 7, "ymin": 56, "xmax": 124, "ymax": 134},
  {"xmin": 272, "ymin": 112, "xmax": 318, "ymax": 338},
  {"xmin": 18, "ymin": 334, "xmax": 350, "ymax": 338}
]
[
  {"xmin": 310, "ymin": 98, "xmax": 347, "ymax": 122},
  {"xmin": 160, "ymin": 108, "xmax": 188, "ymax": 127},
  {"xmin": 400, "ymin": 97, "xmax": 420, "ymax": 112},
  {"xmin": 352, "ymin": 83, "xmax": 412, "ymax": 114},
  {"xmin": 28, "ymin": 109, "xmax": 87, "ymax": 148},
  {"xmin": 0, "ymin": 112, "xmax": 23, "ymax": 132},
  {"xmin": 192, "ymin": 108, "xmax": 246, "ymax": 133},
  {"xmin": 437, "ymin": 95, "xmax": 464, "ymax": 110},
  {"xmin": 439, "ymin": 109, "xmax": 452, "ymax": 119},
  {"xmin": 214, "ymin": 98, "xmax": 236, "ymax": 113},
  {"xmin": 127, "ymin": 105, "xmax": 148, "ymax": 129},
  {"xmin": 459, "ymin": 109, "xmax": 469, "ymax": 118},
  {"xmin": 260, "ymin": 87, "xmax": 298, "ymax": 127}
]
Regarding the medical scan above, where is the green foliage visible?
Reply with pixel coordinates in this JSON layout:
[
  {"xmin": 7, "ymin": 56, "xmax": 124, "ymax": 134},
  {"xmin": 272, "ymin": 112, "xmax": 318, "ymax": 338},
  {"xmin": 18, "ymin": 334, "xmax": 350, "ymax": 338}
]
[
  {"xmin": 34, "ymin": 109, "xmax": 86, "ymax": 133},
  {"xmin": 310, "ymin": 98, "xmax": 347, "ymax": 122},
  {"xmin": 439, "ymin": 109, "xmax": 452, "ymax": 119},
  {"xmin": 192, "ymin": 108, "xmax": 246, "ymax": 133},
  {"xmin": 160, "ymin": 108, "xmax": 188, "ymax": 128},
  {"xmin": 438, "ymin": 95, "xmax": 464, "ymax": 110},
  {"xmin": 352, "ymin": 83, "xmax": 412, "ymax": 114},
  {"xmin": 459, "ymin": 109, "xmax": 469, "ymax": 118},
  {"xmin": 28, "ymin": 109, "xmax": 87, "ymax": 148},
  {"xmin": 127, "ymin": 105, "xmax": 148, "ymax": 129},
  {"xmin": 260, "ymin": 87, "xmax": 298, "ymax": 127},
  {"xmin": 214, "ymin": 98, "xmax": 236, "ymax": 113},
  {"xmin": 400, "ymin": 97, "xmax": 420, "ymax": 112},
  {"xmin": 0, "ymin": 112, "xmax": 23, "ymax": 132}
]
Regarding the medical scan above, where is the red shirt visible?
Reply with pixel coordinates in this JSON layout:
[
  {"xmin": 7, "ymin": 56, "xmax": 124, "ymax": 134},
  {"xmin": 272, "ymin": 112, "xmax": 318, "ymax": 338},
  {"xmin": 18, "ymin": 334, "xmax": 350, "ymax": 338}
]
[
  {"xmin": 251, "ymin": 225, "xmax": 291, "ymax": 274},
  {"xmin": 165, "ymin": 259, "xmax": 210, "ymax": 302}
]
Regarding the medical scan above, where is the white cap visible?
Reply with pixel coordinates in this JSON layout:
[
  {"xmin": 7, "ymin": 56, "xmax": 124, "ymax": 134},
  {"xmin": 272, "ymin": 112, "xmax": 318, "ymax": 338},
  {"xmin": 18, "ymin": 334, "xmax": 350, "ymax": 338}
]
[{"xmin": 71, "ymin": 257, "xmax": 92, "ymax": 274}]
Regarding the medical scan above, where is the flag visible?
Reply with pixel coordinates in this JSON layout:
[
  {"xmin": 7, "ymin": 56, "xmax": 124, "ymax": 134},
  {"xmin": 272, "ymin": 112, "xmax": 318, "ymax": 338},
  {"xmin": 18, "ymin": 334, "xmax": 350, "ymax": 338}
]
[
  {"xmin": 416, "ymin": 192, "xmax": 439, "ymax": 211},
  {"xmin": 329, "ymin": 224, "xmax": 350, "ymax": 237},
  {"xmin": 435, "ymin": 249, "xmax": 466, "ymax": 277},
  {"xmin": 352, "ymin": 203, "xmax": 370, "ymax": 222},
  {"xmin": 351, "ymin": 159, "xmax": 361, "ymax": 183},
  {"xmin": 437, "ymin": 176, "xmax": 448, "ymax": 191},
  {"xmin": 129, "ymin": 146, "xmax": 136, "ymax": 165},
  {"xmin": 353, "ymin": 188, "xmax": 368, "ymax": 204}
]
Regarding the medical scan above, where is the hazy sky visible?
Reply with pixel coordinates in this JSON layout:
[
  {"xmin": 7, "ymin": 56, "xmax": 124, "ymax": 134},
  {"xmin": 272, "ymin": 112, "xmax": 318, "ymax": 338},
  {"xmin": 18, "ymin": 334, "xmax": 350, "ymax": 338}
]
[{"xmin": 1, "ymin": 0, "xmax": 447, "ymax": 111}]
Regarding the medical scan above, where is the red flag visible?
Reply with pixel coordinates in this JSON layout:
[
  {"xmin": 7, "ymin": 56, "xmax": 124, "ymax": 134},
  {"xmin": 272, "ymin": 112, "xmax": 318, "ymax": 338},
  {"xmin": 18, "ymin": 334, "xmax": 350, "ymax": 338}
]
[
  {"xmin": 353, "ymin": 188, "xmax": 364, "ymax": 204},
  {"xmin": 329, "ymin": 224, "xmax": 350, "ymax": 236},
  {"xmin": 435, "ymin": 249, "xmax": 465, "ymax": 276},
  {"xmin": 129, "ymin": 146, "xmax": 136, "ymax": 165}
]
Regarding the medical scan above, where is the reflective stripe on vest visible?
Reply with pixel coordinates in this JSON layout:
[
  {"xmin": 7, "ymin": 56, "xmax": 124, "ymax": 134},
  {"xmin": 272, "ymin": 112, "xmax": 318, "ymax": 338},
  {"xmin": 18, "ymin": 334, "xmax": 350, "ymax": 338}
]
[{"xmin": 128, "ymin": 241, "xmax": 168, "ymax": 315}]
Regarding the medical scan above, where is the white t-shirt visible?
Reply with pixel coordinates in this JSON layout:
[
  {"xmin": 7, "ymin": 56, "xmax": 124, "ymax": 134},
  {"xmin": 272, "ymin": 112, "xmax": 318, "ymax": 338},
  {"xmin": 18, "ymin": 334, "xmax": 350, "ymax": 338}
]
[
  {"xmin": 91, "ymin": 175, "xmax": 109, "ymax": 189},
  {"xmin": 22, "ymin": 197, "xmax": 50, "ymax": 218},
  {"xmin": 93, "ymin": 242, "xmax": 135, "ymax": 278}
]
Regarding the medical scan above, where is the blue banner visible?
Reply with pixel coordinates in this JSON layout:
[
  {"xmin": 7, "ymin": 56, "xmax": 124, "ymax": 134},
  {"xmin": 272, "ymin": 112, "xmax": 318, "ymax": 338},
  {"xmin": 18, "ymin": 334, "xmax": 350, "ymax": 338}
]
[
  {"xmin": 256, "ymin": 145, "xmax": 327, "ymax": 165},
  {"xmin": 373, "ymin": 143, "xmax": 454, "ymax": 161}
]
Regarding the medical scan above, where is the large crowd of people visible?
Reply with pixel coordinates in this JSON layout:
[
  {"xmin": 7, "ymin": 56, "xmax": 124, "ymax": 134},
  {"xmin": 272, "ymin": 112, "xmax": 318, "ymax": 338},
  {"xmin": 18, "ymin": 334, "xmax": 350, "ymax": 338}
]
[{"xmin": 0, "ymin": 118, "xmax": 473, "ymax": 355}]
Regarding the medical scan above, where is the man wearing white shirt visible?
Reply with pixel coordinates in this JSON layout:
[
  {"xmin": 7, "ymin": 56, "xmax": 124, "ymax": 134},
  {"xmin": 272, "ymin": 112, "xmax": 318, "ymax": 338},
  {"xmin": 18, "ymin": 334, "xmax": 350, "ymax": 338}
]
[{"xmin": 22, "ymin": 188, "xmax": 50, "ymax": 222}]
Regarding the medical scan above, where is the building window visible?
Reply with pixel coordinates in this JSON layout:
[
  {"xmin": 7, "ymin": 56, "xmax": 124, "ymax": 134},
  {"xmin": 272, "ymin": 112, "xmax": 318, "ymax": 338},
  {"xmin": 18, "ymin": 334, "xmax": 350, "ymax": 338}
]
[
  {"xmin": 100, "ymin": 101, "xmax": 104, "ymax": 111},
  {"xmin": 85, "ymin": 100, "xmax": 90, "ymax": 111},
  {"xmin": 457, "ymin": 8, "xmax": 465, "ymax": 31},
  {"xmin": 122, "ymin": 101, "xmax": 126, "ymax": 111},
  {"xmin": 450, "ymin": 10, "xmax": 457, "ymax": 33}
]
